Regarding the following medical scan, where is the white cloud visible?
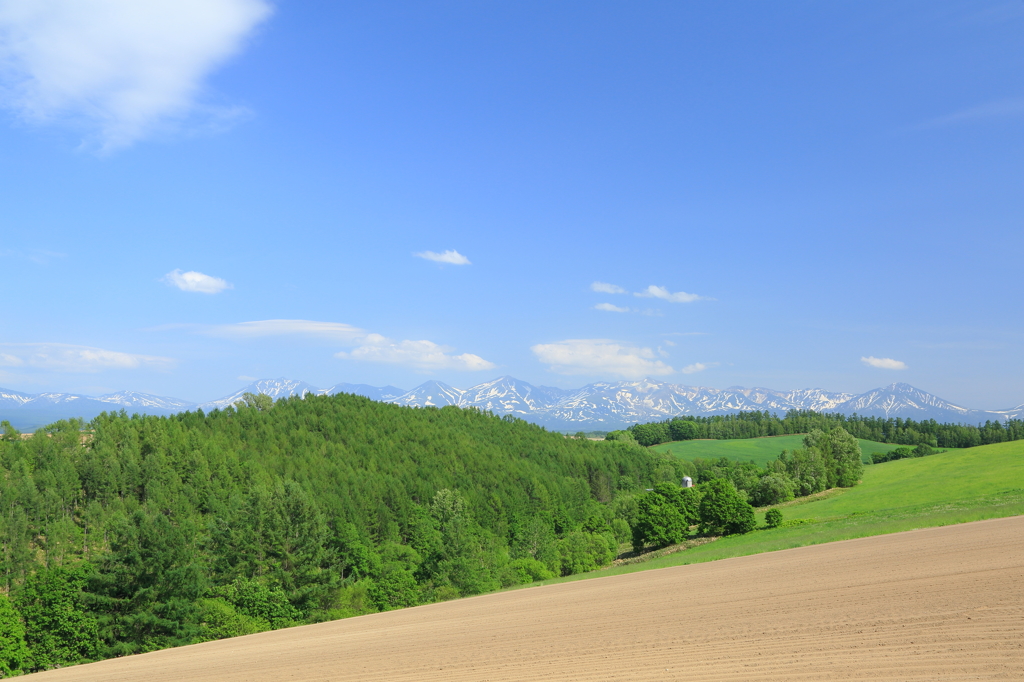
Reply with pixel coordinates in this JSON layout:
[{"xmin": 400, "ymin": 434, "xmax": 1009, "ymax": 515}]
[
  {"xmin": 634, "ymin": 285, "xmax": 704, "ymax": 303},
  {"xmin": 0, "ymin": 0, "xmax": 272, "ymax": 150},
  {"xmin": 861, "ymin": 356, "xmax": 908, "ymax": 370},
  {"xmin": 0, "ymin": 353, "xmax": 25, "ymax": 367},
  {"xmin": 203, "ymin": 319, "xmax": 493, "ymax": 372},
  {"xmin": 414, "ymin": 250, "xmax": 471, "ymax": 265},
  {"xmin": 208, "ymin": 319, "xmax": 364, "ymax": 342},
  {"xmin": 163, "ymin": 269, "xmax": 233, "ymax": 294},
  {"xmin": 591, "ymin": 281, "xmax": 626, "ymax": 294},
  {"xmin": 531, "ymin": 339, "xmax": 674, "ymax": 379},
  {"xmin": 0, "ymin": 343, "xmax": 173, "ymax": 372},
  {"xmin": 237, "ymin": 374, "xmax": 257, "ymax": 381},
  {"xmin": 680, "ymin": 362, "xmax": 708, "ymax": 374},
  {"xmin": 594, "ymin": 302, "xmax": 629, "ymax": 313},
  {"xmin": 337, "ymin": 335, "xmax": 495, "ymax": 372},
  {"xmin": 919, "ymin": 98, "xmax": 1024, "ymax": 130}
]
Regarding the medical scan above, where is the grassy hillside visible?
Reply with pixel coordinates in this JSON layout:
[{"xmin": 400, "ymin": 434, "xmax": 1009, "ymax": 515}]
[
  {"xmin": 652, "ymin": 434, "xmax": 926, "ymax": 465},
  {"xmin": 543, "ymin": 439, "xmax": 1024, "ymax": 583}
]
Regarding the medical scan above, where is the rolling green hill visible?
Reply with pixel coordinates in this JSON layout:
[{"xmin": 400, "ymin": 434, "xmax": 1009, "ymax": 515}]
[
  {"xmin": 546, "ymin": 439, "xmax": 1024, "ymax": 584},
  {"xmin": 651, "ymin": 435, "xmax": 930, "ymax": 465},
  {"xmin": 0, "ymin": 395, "xmax": 675, "ymax": 673}
]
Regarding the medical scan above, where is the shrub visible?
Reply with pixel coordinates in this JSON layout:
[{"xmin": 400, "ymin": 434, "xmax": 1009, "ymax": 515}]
[
  {"xmin": 764, "ymin": 508, "xmax": 783, "ymax": 529},
  {"xmin": 507, "ymin": 558, "xmax": 556, "ymax": 583},
  {"xmin": 751, "ymin": 473, "xmax": 795, "ymax": 507},
  {"xmin": 195, "ymin": 598, "xmax": 269, "ymax": 640},
  {"xmin": 212, "ymin": 577, "xmax": 300, "ymax": 629},
  {"xmin": 610, "ymin": 518, "xmax": 632, "ymax": 544}
]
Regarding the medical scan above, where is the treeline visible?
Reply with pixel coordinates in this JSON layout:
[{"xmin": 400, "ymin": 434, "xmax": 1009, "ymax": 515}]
[
  {"xmin": 619, "ymin": 410, "xmax": 1024, "ymax": 449},
  {"xmin": 0, "ymin": 393, "xmax": 684, "ymax": 674}
]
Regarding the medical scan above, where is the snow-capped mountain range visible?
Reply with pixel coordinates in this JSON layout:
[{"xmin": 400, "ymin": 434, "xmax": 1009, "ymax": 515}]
[{"xmin": 2, "ymin": 377, "xmax": 1021, "ymax": 431}]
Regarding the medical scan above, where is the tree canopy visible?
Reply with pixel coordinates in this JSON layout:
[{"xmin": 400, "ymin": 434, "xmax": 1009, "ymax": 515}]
[{"xmin": 0, "ymin": 393, "xmax": 683, "ymax": 673}]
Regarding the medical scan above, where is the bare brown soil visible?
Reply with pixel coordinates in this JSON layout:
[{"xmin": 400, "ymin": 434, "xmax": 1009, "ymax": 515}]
[{"xmin": 29, "ymin": 516, "xmax": 1024, "ymax": 681}]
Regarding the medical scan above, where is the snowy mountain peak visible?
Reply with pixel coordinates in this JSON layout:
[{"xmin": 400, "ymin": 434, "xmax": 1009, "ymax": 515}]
[
  {"xmin": 97, "ymin": 391, "xmax": 196, "ymax": 410},
  {"xmin": 199, "ymin": 378, "xmax": 320, "ymax": 411},
  {"xmin": 3, "ymin": 377, "xmax": 1021, "ymax": 432},
  {"xmin": 390, "ymin": 380, "xmax": 464, "ymax": 407}
]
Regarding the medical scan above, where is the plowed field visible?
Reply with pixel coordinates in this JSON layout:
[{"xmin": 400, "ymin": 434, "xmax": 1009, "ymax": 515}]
[{"xmin": 29, "ymin": 516, "xmax": 1024, "ymax": 681}]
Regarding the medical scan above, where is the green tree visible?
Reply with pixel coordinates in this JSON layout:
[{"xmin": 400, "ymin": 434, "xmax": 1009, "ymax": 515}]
[
  {"xmin": 235, "ymin": 392, "xmax": 273, "ymax": 412},
  {"xmin": 668, "ymin": 419, "xmax": 699, "ymax": 441},
  {"xmin": 0, "ymin": 420, "xmax": 21, "ymax": 442},
  {"xmin": 16, "ymin": 564, "xmax": 100, "ymax": 670},
  {"xmin": 751, "ymin": 473, "xmax": 795, "ymax": 507},
  {"xmin": 698, "ymin": 479, "xmax": 756, "ymax": 535},
  {"xmin": 0, "ymin": 593, "xmax": 31, "ymax": 676},
  {"xmin": 764, "ymin": 508, "xmax": 783, "ymax": 529},
  {"xmin": 631, "ymin": 484, "xmax": 686, "ymax": 552}
]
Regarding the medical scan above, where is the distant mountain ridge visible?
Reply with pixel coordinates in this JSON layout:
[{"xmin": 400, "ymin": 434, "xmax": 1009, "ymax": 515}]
[{"xmin": 2, "ymin": 377, "xmax": 1021, "ymax": 431}]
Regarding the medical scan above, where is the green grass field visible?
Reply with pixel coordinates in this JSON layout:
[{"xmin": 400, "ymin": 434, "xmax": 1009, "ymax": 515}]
[
  {"xmin": 539, "ymin": 439, "xmax": 1024, "ymax": 585},
  {"xmin": 651, "ymin": 434, "xmax": 954, "ymax": 465}
]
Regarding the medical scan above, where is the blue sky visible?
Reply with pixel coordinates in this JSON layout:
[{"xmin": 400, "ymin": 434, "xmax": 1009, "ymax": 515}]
[{"xmin": 1, "ymin": 1, "xmax": 1022, "ymax": 408}]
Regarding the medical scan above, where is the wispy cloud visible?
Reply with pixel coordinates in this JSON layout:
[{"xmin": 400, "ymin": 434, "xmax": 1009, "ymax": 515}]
[
  {"xmin": 0, "ymin": 353, "xmax": 25, "ymax": 367},
  {"xmin": 163, "ymin": 269, "xmax": 233, "ymax": 294},
  {"xmin": 634, "ymin": 285, "xmax": 705, "ymax": 303},
  {"xmin": 337, "ymin": 335, "xmax": 495, "ymax": 372},
  {"xmin": 861, "ymin": 356, "xmax": 908, "ymax": 370},
  {"xmin": 594, "ymin": 302, "xmax": 629, "ymax": 313},
  {"xmin": 591, "ymin": 281, "xmax": 626, "ymax": 294},
  {"xmin": 0, "ymin": 0, "xmax": 272, "ymax": 150},
  {"xmin": 531, "ymin": 339, "xmax": 674, "ymax": 379},
  {"xmin": 207, "ymin": 319, "xmax": 364, "ymax": 342},
  {"xmin": 0, "ymin": 343, "xmax": 173, "ymax": 372},
  {"xmin": 414, "ymin": 249, "xmax": 471, "ymax": 265},
  {"xmin": 0, "ymin": 248, "xmax": 67, "ymax": 264},
  {"xmin": 917, "ymin": 98, "xmax": 1024, "ymax": 130}
]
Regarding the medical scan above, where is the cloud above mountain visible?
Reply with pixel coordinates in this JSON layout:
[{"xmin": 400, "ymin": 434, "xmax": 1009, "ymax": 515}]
[
  {"xmin": 862, "ymin": 356, "xmax": 908, "ymax": 370},
  {"xmin": 0, "ymin": 0, "xmax": 272, "ymax": 150},
  {"xmin": 203, "ymin": 319, "xmax": 494, "ymax": 372},
  {"xmin": 531, "ymin": 339, "xmax": 674, "ymax": 378},
  {"xmin": 0, "ymin": 343, "xmax": 173, "ymax": 372},
  {"xmin": 337, "ymin": 335, "xmax": 495, "ymax": 372}
]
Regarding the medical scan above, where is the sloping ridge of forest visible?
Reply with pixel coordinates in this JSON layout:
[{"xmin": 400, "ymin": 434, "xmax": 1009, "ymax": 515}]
[{"xmin": 0, "ymin": 393, "xmax": 677, "ymax": 674}]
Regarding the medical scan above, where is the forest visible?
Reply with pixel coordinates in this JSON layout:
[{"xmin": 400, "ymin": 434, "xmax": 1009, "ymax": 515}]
[
  {"xmin": 0, "ymin": 393, "xmax": 684, "ymax": 675},
  {"xmin": 620, "ymin": 409, "xmax": 1024, "ymax": 449}
]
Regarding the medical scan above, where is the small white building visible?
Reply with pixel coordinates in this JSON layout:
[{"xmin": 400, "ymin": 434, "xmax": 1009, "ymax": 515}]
[{"xmin": 681, "ymin": 476, "xmax": 694, "ymax": 488}]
